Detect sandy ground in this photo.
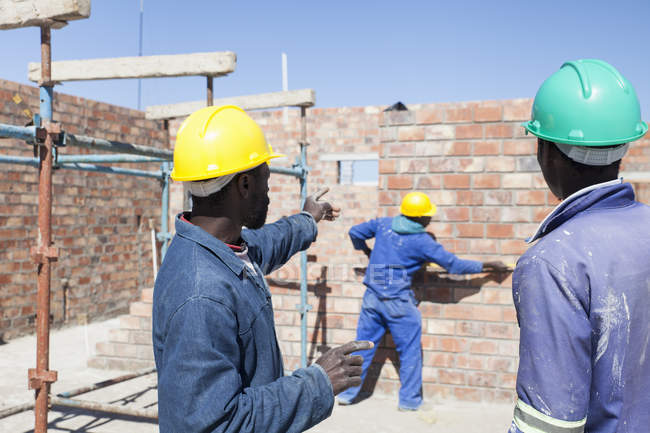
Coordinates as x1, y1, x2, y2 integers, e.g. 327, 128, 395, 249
0, 319, 513, 432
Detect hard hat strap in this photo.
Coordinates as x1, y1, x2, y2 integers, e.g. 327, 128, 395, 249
554, 142, 628, 166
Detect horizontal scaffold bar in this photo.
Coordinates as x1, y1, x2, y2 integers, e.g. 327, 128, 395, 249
58, 162, 162, 179
64, 133, 173, 159
50, 396, 158, 420
0, 123, 36, 142
29, 51, 236, 82
57, 154, 165, 164
0, 155, 162, 178
270, 166, 304, 178
146, 89, 316, 120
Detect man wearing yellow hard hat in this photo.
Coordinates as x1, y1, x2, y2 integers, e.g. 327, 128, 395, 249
509, 60, 650, 433
152, 105, 372, 432
337, 191, 507, 410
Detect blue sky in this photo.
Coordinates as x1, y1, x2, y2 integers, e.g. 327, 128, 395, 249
1, 0, 648, 116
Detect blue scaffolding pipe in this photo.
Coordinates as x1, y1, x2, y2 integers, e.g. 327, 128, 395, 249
298, 107, 311, 369
0, 155, 39, 168
0, 124, 36, 142
269, 166, 303, 178
0, 155, 161, 178
159, 162, 172, 259
57, 154, 165, 164
63, 132, 173, 159
57, 162, 163, 179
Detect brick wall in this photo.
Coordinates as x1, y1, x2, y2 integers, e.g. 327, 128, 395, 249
0, 79, 167, 340
4, 80, 649, 402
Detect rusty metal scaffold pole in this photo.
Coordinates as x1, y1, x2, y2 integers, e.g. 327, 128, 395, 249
28, 23, 58, 433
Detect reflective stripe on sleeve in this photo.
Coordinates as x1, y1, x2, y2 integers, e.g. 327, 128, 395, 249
513, 399, 586, 433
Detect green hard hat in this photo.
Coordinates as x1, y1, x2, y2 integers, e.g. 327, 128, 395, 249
523, 59, 648, 146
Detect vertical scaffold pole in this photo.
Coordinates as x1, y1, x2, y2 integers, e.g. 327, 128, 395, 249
160, 162, 171, 260
299, 107, 309, 368
31, 24, 58, 433
207, 76, 213, 106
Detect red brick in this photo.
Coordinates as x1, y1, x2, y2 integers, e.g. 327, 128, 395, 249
503, 99, 533, 121
516, 190, 546, 205
471, 305, 503, 322
469, 239, 498, 254
456, 124, 483, 139
387, 175, 413, 189
485, 323, 515, 339
501, 240, 528, 255
398, 125, 425, 141
474, 174, 501, 189
454, 387, 482, 402
503, 139, 535, 155
415, 175, 442, 190
485, 157, 516, 172
457, 223, 484, 238
445, 106, 473, 123
474, 104, 502, 122
503, 307, 518, 323
470, 340, 498, 355
416, 107, 444, 124
449, 141, 472, 155
378, 159, 397, 174
456, 191, 484, 205
473, 140, 500, 155
443, 174, 470, 189
439, 370, 466, 385
438, 337, 468, 352
471, 207, 501, 222
443, 207, 470, 221
485, 124, 514, 138
467, 372, 497, 387
486, 223, 514, 238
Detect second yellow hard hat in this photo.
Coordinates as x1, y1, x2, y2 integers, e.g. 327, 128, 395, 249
400, 192, 437, 217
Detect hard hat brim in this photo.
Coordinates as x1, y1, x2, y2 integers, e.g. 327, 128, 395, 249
170, 151, 286, 181
522, 121, 648, 146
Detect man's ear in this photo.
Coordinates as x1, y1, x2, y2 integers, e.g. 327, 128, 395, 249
236, 172, 253, 200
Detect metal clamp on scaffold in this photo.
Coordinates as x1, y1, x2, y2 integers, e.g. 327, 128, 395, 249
35, 121, 64, 146
28, 368, 58, 391
295, 303, 313, 315
30, 245, 59, 264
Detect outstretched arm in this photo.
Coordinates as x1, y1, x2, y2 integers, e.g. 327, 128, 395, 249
349, 218, 378, 257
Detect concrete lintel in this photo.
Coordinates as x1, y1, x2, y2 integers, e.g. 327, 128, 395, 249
0, 0, 90, 30
28, 51, 236, 82
145, 88, 316, 120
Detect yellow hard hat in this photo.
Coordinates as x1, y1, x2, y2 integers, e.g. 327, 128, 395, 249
400, 192, 437, 217
170, 105, 285, 181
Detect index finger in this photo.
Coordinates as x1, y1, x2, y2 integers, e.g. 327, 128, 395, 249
338, 340, 374, 355
314, 187, 330, 200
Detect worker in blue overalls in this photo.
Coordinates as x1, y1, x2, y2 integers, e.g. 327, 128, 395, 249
337, 192, 508, 410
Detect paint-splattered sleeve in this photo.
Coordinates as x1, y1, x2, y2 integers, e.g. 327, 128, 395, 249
510, 256, 591, 433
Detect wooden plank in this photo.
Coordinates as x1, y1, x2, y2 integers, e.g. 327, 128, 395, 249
28, 51, 236, 82
0, 0, 90, 30
145, 88, 316, 120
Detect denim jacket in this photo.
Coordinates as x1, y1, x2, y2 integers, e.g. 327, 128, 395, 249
153, 212, 334, 433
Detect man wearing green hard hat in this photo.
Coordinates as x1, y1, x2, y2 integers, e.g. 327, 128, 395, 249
509, 59, 650, 433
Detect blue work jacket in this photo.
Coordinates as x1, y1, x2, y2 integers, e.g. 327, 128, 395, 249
153, 212, 333, 433
349, 217, 483, 300
510, 180, 650, 433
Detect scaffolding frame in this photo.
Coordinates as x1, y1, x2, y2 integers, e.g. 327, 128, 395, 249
0, 20, 313, 432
